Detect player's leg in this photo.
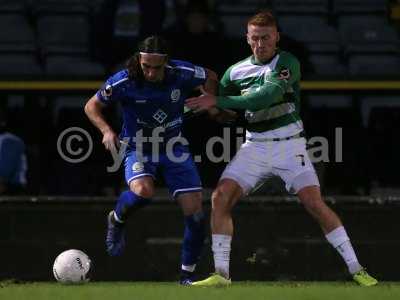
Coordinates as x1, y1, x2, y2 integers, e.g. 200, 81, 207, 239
117, 176, 154, 219
297, 185, 342, 233
106, 151, 156, 256
176, 191, 205, 285
297, 185, 377, 286
190, 179, 242, 287
106, 177, 154, 256
161, 144, 204, 284
192, 178, 243, 286
210, 179, 243, 277
276, 138, 377, 285
191, 179, 243, 287
193, 142, 266, 286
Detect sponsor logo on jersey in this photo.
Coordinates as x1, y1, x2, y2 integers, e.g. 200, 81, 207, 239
152, 109, 168, 124
171, 89, 180, 102
162, 117, 182, 129
132, 162, 144, 172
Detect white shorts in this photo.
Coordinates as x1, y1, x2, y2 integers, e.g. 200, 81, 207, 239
220, 137, 320, 195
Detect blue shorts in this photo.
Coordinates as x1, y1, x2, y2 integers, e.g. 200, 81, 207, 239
124, 144, 202, 198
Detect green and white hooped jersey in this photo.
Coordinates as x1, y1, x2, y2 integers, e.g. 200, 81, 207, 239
217, 50, 304, 137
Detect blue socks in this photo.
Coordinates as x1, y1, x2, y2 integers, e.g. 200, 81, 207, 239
114, 190, 151, 222
115, 191, 205, 275
181, 211, 206, 268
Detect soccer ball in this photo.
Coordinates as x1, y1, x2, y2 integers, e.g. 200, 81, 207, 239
53, 249, 92, 283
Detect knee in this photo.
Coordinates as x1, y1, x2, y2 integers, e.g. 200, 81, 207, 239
211, 188, 231, 215
130, 181, 154, 198
298, 186, 325, 212
300, 194, 325, 214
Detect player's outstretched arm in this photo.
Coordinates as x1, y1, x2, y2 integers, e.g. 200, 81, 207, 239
188, 68, 238, 123
84, 95, 119, 151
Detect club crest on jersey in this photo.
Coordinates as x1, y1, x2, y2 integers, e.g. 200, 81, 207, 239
101, 84, 112, 98
171, 89, 180, 102
279, 68, 291, 80
132, 162, 144, 172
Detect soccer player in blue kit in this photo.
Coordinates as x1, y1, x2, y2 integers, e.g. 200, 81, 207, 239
84, 36, 218, 284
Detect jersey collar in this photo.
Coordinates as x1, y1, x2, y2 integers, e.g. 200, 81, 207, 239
251, 49, 280, 66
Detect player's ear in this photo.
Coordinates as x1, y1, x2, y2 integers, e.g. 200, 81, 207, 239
246, 34, 251, 45
276, 31, 280, 43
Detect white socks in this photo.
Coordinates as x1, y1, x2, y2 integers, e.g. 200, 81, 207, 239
211, 227, 361, 278
325, 226, 362, 274
181, 264, 196, 272
212, 234, 232, 279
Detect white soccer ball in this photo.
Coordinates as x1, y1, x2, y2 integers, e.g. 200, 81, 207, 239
53, 249, 92, 284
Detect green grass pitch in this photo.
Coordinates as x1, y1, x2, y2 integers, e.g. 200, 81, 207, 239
1, 281, 400, 300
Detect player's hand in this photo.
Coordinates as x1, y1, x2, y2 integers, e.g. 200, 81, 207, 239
185, 94, 217, 112
102, 129, 119, 151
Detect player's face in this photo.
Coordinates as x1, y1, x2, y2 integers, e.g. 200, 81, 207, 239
247, 24, 280, 63
140, 54, 168, 82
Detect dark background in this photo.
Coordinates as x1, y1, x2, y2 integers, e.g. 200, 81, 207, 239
1, 196, 399, 281
0, 0, 400, 196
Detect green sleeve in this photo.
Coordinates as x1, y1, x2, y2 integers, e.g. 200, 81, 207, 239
218, 66, 240, 97
216, 57, 300, 112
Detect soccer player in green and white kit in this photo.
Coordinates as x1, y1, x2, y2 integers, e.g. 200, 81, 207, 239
186, 10, 377, 287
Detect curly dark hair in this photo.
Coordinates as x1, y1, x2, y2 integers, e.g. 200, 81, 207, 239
126, 35, 170, 82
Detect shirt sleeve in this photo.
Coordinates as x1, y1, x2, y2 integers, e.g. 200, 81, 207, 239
216, 59, 301, 112
218, 66, 241, 97
182, 62, 207, 90
96, 75, 125, 105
